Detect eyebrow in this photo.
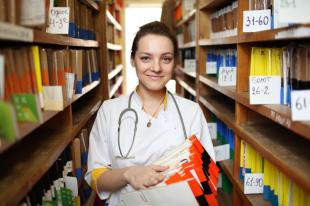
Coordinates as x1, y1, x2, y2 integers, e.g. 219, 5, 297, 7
137, 52, 173, 55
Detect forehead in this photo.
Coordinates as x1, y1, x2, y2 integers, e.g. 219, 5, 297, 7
136, 34, 174, 54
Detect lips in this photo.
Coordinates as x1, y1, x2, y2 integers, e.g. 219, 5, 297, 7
147, 75, 163, 80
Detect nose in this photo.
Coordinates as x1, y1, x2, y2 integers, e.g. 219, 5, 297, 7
151, 59, 161, 72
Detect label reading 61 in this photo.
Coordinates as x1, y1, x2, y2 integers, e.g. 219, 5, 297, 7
291, 90, 310, 121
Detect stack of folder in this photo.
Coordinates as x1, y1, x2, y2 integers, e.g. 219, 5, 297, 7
216, 118, 234, 160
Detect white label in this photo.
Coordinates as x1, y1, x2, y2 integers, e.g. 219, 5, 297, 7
214, 144, 230, 162
244, 173, 264, 194
249, 76, 281, 105
291, 90, 310, 121
243, 10, 271, 32
20, 0, 45, 26
218, 67, 236, 86
0, 22, 33, 42
279, 0, 310, 23
0, 55, 4, 99
64, 176, 78, 197
42, 86, 64, 111
65, 73, 75, 99
208, 123, 217, 140
46, 7, 70, 34
206, 62, 217, 74
184, 59, 196, 72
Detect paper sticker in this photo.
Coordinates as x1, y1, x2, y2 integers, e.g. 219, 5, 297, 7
244, 173, 264, 194
42, 86, 64, 111
46, 7, 70, 34
214, 144, 230, 162
208, 123, 217, 140
206, 62, 217, 74
291, 90, 310, 121
184, 59, 196, 72
0, 55, 4, 99
249, 76, 281, 104
65, 73, 75, 99
279, 0, 310, 23
20, 0, 45, 26
0, 22, 33, 42
243, 10, 271, 32
64, 176, 78, 197
218, 67, 236, 86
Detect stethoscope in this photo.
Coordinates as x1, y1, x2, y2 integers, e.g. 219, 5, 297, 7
116, 91, 187, 159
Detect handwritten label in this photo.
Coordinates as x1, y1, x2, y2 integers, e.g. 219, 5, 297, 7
249, 76, 281, 105
279, 0, 310, 23
244, 173, 264, 194
0, 22, 33, 42
291, 90, 310, 121
206, 62, 217, 74
214, 144, 230, 162
208, 123, 217, 140
0, 55, 4, 99
184, 59, 196, 72
243, 10, 271, 32
218, 67, 236, 86
46, 7, 70, 34
270, 111, 291, 128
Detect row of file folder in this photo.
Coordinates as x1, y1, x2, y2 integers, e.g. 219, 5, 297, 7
240, 140, 309, 206
216, 118, 235, 160
206, 49, 237, 76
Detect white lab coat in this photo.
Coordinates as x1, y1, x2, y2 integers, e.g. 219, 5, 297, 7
85, 92, 215, 206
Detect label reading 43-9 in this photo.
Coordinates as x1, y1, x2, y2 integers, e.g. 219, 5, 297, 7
243, 10, 271, 32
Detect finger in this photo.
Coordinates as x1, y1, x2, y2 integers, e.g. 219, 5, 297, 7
151, 165, 169, 172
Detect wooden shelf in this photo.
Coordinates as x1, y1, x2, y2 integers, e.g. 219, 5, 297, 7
107, 42, 122, 50
199, 75, 236, 100
176, 67, 196, 78
0, 81, 100, 154
199, 36, 238, 46
83, 0, 99, 11
238, 24, 310, 43
0, 97, 101, 206
199, 96, 235, 129
109, 76, 123, 98
108, 64, 123, 80
176, 9, 196, 27
179, 41, 196, 48
238, 122, 310, 194
237, 92, 310, 140
217, 188, 232, 206
176, 77, 196, 96
106, 10, 122, 31
199, 0, 233, 11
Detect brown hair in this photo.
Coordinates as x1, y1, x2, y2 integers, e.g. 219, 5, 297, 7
131, 21, 178, 59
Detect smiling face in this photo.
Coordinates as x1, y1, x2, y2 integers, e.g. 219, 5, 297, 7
131, 34, 175, 92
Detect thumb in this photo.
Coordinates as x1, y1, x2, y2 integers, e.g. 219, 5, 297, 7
151, 165, 169, 172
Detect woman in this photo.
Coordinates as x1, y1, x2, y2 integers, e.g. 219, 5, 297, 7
85, 21, 215, 206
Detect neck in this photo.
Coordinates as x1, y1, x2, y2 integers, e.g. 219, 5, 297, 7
136, 85, 166, 104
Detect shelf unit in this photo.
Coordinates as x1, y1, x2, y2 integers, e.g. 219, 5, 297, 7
0, 1, 125, 205
174, 0, 310, 205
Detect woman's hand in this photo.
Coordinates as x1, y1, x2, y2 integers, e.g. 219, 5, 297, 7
123, 165, 169, 190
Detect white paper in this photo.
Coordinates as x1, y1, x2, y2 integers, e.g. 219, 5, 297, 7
42, 86, 64, 111
249, 76, 281, 105
243, 10, 271, 32
291, 90, 310, 121
65, 73, 75, 99
208, 123, 217, 140
20, 0, 45, 26
218, 67, 236, 86
46, 7, 70, 34
217, 173, 222, 188
0, 55, 4, 99
64, 176, 78, 197
206, 62, 217, 74
119, 181, 199, 206
0, 22, 33, 42
214, 144, 230, 162
244, 173, 264, 194
184, 59, 196, 73
278, 0, 310, 23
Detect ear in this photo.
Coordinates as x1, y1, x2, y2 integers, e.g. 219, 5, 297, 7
130, 58, 135, 68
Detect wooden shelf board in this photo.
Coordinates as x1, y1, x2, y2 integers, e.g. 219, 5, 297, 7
109, 77, 123, 98
179, 41, 196, 48
199, 0, 233, 11
199, 36, 238, 46
108, 64, 123, 80
238, 24, 310, 43
199, 75, 236, 100
199, 96, 235, 129
176, 9, 196, 27
176, 77, 196, 96
217, 188, 232, 206
238, 122, 310, 194
107, 42, 122, 50
237, 92, 310, 140
73, 80, 100, 102
83, 0, 99, 11
34, 30, 99, 47
0, 97, 101, 206
176, 67, 196, 78
106, 10, 122, 31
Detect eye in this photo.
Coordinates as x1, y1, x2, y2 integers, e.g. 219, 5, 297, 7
162, 56, 173, 64
140, 56, 151, 62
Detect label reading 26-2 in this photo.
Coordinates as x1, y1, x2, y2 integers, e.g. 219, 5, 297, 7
243, 10, 271, 32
